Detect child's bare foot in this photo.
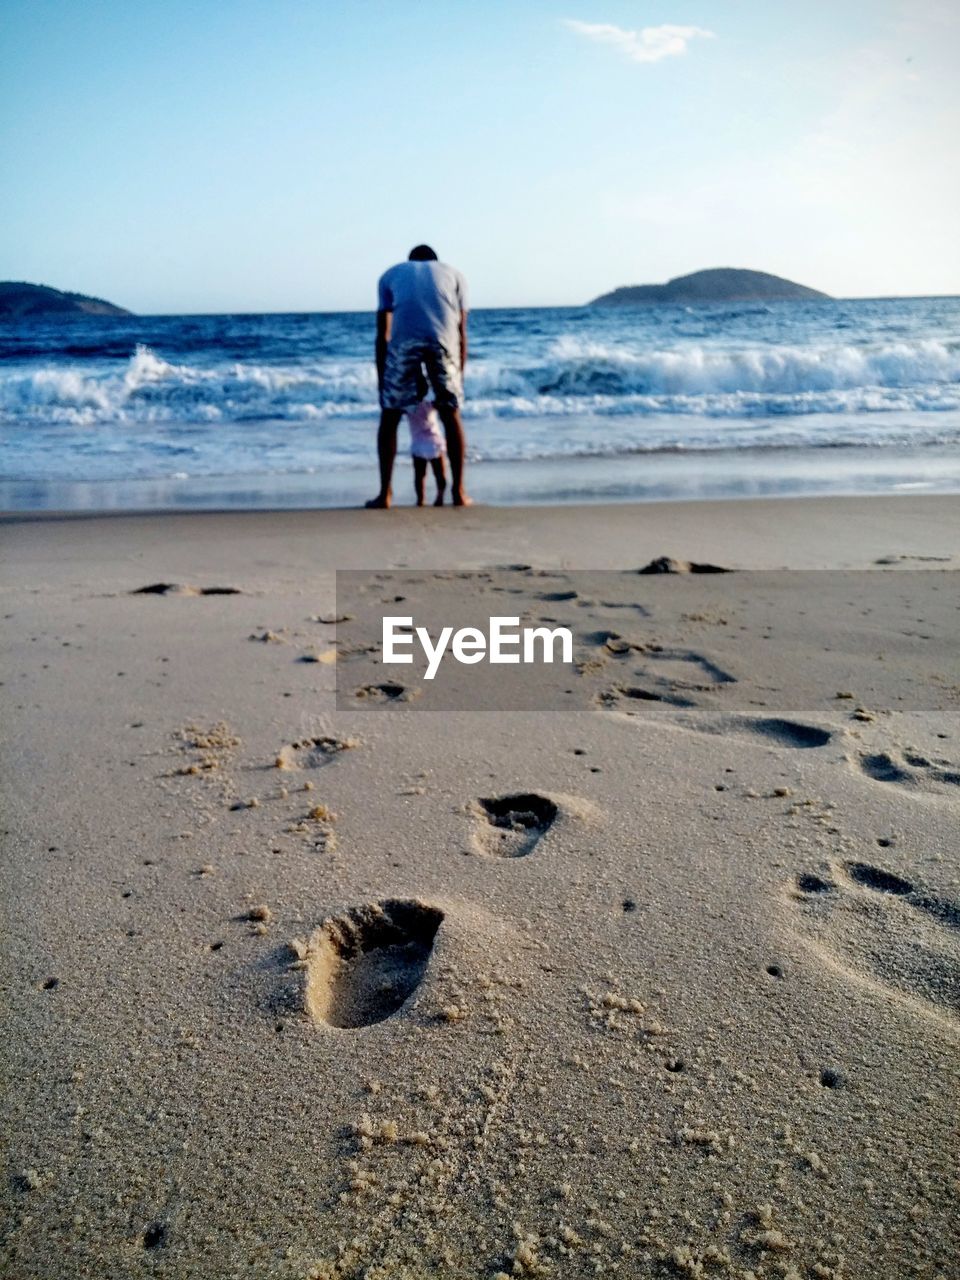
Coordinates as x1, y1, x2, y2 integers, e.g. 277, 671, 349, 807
433, 491, 445, 506
416, 495, 426, 507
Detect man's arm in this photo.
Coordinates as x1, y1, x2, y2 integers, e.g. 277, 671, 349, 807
459, 310, 468, 373
376, 309, 392, 391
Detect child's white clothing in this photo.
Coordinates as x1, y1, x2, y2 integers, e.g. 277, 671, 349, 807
406, 400, 446, 461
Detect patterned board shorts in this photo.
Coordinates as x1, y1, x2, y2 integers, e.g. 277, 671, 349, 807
380, 339, 463, 412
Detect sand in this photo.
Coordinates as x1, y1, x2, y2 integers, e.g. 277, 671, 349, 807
1, 495, 958, 1279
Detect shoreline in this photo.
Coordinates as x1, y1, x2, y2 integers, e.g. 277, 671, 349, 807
3, 442, 960, 514
3, 493, 959, 572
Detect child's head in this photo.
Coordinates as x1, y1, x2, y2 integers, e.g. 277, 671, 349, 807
414, 366, 430, 404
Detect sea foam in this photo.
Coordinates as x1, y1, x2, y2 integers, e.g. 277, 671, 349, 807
2, 337, 959, 431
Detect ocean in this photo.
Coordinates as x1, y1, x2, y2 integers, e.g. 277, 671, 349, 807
2, 296, 959, 510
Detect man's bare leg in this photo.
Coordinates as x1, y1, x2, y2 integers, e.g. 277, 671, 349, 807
436, 405, 472, 506
413, 457, 427, 507
430, 457, 447, 506
365, 408, 403, 508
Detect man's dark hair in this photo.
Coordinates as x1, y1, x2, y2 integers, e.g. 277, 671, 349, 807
408, 244, 438, 261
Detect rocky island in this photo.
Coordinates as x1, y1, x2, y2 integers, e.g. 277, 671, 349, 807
0, 282, 132, 319
590, 267, 829, 305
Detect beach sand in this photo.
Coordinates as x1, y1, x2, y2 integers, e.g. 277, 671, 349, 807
1, 495, 958, 1279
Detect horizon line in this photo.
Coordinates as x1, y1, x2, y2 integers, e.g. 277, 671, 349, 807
73, 291, 960, 317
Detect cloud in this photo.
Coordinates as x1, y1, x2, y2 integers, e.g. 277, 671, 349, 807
562, 19, 714, 64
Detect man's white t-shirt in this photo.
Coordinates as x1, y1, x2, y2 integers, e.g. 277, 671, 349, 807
377, 260, 468, 354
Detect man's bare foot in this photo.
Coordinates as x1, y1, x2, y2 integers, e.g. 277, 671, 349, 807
416, 496, 425, 507
433, 491, 445, 506
365, 494, 392, 509
452, 491, 473, 507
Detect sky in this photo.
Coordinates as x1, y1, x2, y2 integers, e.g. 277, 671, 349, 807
2, 0, 958, 312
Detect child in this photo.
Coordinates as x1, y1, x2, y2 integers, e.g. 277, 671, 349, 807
406, 378, 447, 506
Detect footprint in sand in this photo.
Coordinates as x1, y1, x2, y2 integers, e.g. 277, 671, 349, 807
275, 736, 358, 770
301, 900, 443, 1028
599, 685, 696, 709
595, 647, 741, 713
354, 682, 420, 703
790, 862, 960, 1020
603, 700, 833, 750
642, 648, 736, 691
856, 748, 960, 792
728, 717, 832, 748
132, 583, 242, 596
471, 792, 558, 858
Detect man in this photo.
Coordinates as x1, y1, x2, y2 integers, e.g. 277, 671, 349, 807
366, 245, 471, 508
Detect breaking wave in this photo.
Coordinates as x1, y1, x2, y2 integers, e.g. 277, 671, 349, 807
2, 336, 960, 432
3, 296, 960, 490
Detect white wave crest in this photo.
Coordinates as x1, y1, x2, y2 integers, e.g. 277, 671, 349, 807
0, 344, 381, 427
2, 338, 959, 435
521, 335, 960, 397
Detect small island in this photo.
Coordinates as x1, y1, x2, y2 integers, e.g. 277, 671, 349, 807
590, 268, 829, 306
0, 281, 132, 319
